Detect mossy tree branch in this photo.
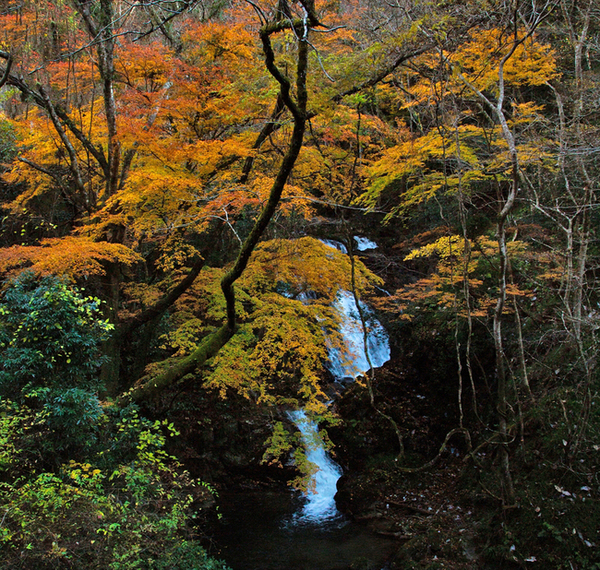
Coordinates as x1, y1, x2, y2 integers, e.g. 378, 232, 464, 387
120, 324, 233, 405
128, 12, 312, 403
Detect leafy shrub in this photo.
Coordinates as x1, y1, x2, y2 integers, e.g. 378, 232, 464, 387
0, 272, 112, 394
0, 272, 111, 452
0, 401, 227, 570
0, 274, 228, 569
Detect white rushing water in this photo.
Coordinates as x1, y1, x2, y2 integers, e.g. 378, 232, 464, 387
287, 409, 343, 523
327, 290, 391, 382
354, 236, 378, 251
319, 238, 348, 254
288, 240, 391, 523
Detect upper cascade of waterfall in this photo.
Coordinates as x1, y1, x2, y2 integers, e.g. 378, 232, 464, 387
319, 236, 378, 253
354, 236, 378, 251
287, 410, 343, 523
319, 238, 348, 254
327, 290, 391, 381
295, 236, 391, 380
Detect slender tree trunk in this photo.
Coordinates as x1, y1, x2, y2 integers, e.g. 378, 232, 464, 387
101, 268, 122, 397
73, 0, 120, 199
346, 231, 404, 459
458, 24, 530, 506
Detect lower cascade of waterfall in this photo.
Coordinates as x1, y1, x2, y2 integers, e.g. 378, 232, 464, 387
287, 410, 343, 523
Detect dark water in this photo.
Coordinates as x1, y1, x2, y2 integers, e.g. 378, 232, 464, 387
212, 490, 397, 570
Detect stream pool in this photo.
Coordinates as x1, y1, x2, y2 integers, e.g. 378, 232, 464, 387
212, 489, 398, 570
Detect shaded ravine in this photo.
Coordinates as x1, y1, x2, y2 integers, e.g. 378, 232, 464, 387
214, 238, 394, 569
213, 490, 398, 570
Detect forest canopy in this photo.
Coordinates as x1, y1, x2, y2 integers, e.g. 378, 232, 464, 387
0, 0, 599, 567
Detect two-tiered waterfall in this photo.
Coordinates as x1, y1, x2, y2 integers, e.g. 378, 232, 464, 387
215, 238, 397, 570
289, 239, 390, 523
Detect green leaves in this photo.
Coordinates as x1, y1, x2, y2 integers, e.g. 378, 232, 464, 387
0, 272, 112, 396
0, 396, 228, 569
0, 272, 114, 454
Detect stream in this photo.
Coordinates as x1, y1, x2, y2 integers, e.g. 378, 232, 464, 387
214, 490, 398, 570
214, 238, 395, 570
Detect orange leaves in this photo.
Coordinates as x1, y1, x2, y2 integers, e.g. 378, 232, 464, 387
112, 133, 257, 236
0, 237, 141, 280
387, 232, 533, 321
116, 41, 173, 92
0, 1, 81, 70
2, 0, 338, 248
181, 20, 254, 65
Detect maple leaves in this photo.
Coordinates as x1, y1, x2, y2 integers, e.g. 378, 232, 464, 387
0, 237, 141, 280
360, 26, 558, 219
388, 232, 536, 321
0, 0, 581, 419
241, 237, 379, 300
453, 28, 558, 91
152, 236, 382, 412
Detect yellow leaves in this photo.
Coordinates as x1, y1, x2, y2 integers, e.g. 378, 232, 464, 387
242, 237, 381, 301
404, 235, 464, 261
390, 231, 534, 320
206, 295, 331, 408
509, 102, 546, 126
159, 317, 208, 358
161, 237, 382, 412
363, 95, 555, 219
64, 461, 103, 484
365, 26, 559, 222
362, 123, 493, 214
453, 28, 559, 91
154, 237, 201, 274
205, 236, 385, 408
0, 237, 141, 280
262, 421, 294, 467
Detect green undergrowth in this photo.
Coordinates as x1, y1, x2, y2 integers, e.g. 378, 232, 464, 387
0, 401, 230, 570
0, 275, 230, 569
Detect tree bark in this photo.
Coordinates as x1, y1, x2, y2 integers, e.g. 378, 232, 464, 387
221, 12, 310, 331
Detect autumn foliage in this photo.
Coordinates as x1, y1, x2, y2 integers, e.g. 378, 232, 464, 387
1, 0, 600, 566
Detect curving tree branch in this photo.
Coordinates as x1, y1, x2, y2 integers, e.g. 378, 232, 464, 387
127, 10, 313, 402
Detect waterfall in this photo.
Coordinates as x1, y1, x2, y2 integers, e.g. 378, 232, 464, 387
354, 236, 378, 251
287, 410, 343, 523
288, 241, 391, 523
327, 290, 390, 382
